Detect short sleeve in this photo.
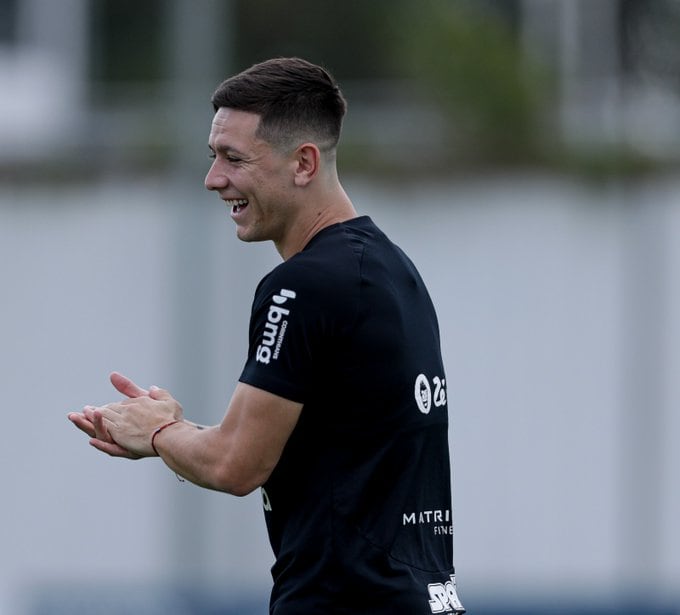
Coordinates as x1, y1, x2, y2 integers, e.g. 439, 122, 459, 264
239, 261, 332, 403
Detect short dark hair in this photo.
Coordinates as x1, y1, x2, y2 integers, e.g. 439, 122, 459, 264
211, 57, 347, 152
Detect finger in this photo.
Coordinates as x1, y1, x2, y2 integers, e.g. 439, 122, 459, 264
67, 412, 96, 438
110, 372, 149, 399
149, 385, 172, 402
93, 403, 123, 418
92, 409, 114, 442
83, 406, 102, 424
84, 407, 115, 439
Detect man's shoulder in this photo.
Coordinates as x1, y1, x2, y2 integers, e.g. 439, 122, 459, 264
254, 224, 373, 313
280, 218, 379, 277
255, 255, 345, 304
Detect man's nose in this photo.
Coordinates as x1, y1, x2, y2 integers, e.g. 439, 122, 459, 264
205, 162, 228, 191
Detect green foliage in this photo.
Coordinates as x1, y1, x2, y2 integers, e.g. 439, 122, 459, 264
392, 0, 554, 165
89, 0, 165, 83
82, 0, 667, 177
233, 0, 405, 79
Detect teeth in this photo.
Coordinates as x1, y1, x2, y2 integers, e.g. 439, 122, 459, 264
225, 198, 248, 207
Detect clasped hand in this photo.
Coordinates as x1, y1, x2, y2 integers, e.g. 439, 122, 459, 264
68, 372, 183, 458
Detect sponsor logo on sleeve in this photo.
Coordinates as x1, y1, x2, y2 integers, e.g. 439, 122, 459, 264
256, 288, 296, 365
414, 373, 447, 414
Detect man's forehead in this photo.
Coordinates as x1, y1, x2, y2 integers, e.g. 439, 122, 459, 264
209, 107, 261, 142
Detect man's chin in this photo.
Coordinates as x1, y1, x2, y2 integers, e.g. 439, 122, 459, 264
235, 226, 265, 244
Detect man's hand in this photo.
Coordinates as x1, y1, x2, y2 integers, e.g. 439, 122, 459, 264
68, 405, 141, 459
93, 385, 183, 457
68, 372, 162, 459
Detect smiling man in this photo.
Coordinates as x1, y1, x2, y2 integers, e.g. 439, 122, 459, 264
68, 57, 464, 615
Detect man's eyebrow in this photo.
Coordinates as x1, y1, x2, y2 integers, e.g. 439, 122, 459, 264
209, 143, 247, 157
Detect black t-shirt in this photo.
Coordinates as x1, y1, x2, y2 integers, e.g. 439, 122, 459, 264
240, 216, 464, 614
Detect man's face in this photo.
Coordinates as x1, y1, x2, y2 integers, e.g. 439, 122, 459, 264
205, 108, 296, 245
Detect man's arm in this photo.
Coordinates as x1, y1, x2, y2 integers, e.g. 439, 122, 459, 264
71, 375, 302, 496
146, 383, 301, 495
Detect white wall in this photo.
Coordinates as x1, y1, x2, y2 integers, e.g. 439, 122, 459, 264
1, 173, 678, 612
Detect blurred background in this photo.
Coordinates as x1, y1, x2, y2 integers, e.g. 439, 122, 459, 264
1, 0, 679, 613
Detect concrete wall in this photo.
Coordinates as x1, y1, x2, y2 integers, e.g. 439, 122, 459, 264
1, 173, 678, 613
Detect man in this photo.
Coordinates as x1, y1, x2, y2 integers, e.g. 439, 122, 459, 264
68, 57, 464, 615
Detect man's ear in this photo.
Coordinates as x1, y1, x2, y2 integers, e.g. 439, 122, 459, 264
293, 143, 320, 187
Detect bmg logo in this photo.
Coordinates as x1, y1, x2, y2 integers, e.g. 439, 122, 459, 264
427, 574, 464, 613
256, 288, 296, 364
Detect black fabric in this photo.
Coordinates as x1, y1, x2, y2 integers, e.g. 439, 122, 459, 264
239, 216, 464, 614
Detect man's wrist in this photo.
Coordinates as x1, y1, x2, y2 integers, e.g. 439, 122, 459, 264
150, 420, 182, 456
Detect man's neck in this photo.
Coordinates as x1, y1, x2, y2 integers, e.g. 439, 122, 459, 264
277, 187, 357, 260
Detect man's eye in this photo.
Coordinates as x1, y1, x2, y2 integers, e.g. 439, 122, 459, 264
207, 151, 242, 163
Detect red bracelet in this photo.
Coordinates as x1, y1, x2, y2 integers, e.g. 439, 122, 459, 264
151, 420, 181, 456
